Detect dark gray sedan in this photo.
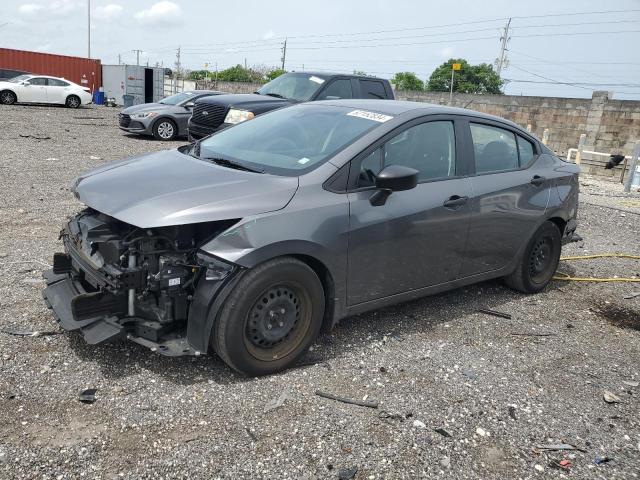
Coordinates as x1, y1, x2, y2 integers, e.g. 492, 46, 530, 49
118, 90, 223, 140
44, 100, 580, 375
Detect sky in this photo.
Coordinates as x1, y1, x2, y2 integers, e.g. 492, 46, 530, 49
3, 0, 640, 99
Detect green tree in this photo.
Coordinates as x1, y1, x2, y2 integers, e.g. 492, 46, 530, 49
266, 68, 286, 81
391, 72, 424, 91
187, 70, 209, 81
426, 59, 503, 94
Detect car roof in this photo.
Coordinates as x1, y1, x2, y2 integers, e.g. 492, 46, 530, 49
185, 90, 223, 95
316, 99, 525, 131
285, 71, 388, 81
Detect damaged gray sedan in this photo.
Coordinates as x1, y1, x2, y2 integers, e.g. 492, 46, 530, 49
43, 100, 580, 375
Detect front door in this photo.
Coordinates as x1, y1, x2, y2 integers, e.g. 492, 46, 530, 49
347, 118, 472, 306
23, 77, 48, 102
460, 120, 551, 277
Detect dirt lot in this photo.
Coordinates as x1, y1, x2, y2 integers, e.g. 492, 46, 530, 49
1, 104, 639, 480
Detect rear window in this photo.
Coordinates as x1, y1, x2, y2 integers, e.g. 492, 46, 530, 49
359, 80, 387, 99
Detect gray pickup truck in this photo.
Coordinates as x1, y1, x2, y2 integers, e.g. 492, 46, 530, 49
187, 72, 395, 140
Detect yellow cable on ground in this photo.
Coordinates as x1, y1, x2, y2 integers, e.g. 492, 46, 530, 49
553, 253, 640, 282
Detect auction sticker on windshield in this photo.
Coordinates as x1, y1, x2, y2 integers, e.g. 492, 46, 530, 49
309, 76, 325, 84
347, 110, 393, 123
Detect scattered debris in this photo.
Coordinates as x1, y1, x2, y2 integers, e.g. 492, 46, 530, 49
549, 459, 572, 470
338, 466, 358, 480
534, 443, 586, 453
244, 427, 258, 442
89, 155, 102, 160
603, 390, 622, 404
622, 380, 639, 387
475, 427, 489, 437
534, 464, 544, 472
264, 392, 289, 413
623, 291, 640, 299
477, 308, 512, 320
315, 390, 378, 408
78, 388, 97, 404
462, 368, 477, 380
45, 157, 59, 161
594, 456, 613, 465
508, 405, 518, 420
378, 410, 403, 422
440, 456, 451, 469
19, 133, 51, 140
434, 427, 452, 438
1, 328, 62, 337
510, 332, 557, 337
412, 420, 426, 429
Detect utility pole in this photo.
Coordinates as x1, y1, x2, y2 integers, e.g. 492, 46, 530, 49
132, 49, 143, 66
174, 47, 181, 94
244, 57, 247, 70
87, 0, 91, 58
281, 38, 287, 71
495, 17, 511, 77
117, 53, 121, 65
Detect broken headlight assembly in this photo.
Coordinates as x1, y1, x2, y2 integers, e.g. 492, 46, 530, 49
196, 251, 235, 280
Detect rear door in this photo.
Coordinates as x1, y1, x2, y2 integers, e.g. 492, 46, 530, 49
357, 79, 389, 99
461, 119, 551, 277
346, 116, 472, 305
46, 78, 71, 104
23, 77, 48, 103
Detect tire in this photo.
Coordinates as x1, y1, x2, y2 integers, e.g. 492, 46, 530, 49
0, 90, 16, 105
504, 221, 562, 293
213, 257, 325, 376
65, 95, 81, 108
152, 118, 178, 141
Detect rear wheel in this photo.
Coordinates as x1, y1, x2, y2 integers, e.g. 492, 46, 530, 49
213, 257, 325, 376
65, 95, 81, 108
1, 90, 16, 105
153, 119, 177, 141
504, 221, 562, 293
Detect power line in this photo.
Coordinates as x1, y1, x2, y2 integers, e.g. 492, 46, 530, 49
508, 64, 593, 90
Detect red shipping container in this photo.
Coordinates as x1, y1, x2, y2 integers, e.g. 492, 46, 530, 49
0, 48, 102, 92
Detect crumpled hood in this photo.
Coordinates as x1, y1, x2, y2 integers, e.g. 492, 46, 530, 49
73, 149, 298, 228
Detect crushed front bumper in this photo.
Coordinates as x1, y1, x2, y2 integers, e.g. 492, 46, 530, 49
43, 270, 198, 356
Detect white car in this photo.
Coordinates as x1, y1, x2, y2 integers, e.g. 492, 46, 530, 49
0, 74, 93, 108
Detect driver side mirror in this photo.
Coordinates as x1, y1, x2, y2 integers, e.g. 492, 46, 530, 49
370, 164, 419, 206
22, 81, 31, 86
184, 101, 195, 109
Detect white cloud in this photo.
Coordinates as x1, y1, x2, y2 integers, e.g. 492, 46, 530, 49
134, 1, 182, 25
263, 30, 275, 40
49, 0, 82, 15
94, 3, 123, 20
18, 4, 43, 15
440, 47, 455, 58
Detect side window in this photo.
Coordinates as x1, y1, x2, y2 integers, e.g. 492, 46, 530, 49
359, 80, 387, 99
317, 79, 353, 100
470, 123, 519, 174
48, 78, 70, 87
517, 135, 535, 165
28, 77, 47, 86
357, 149, 383, 187
384, 121, 456, 182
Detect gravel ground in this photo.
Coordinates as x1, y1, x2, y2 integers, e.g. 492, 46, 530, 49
0, 104, 639, 480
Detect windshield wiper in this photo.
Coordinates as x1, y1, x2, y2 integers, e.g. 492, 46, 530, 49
203, 157, 264, 173
262, 92, 286, 99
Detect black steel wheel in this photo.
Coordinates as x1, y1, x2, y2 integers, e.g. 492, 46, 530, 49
504, 221, 562, 293
212, 257, 325, 376
1, 90, 16, 105
153, 118, 178, 141
65, 95, 81, 108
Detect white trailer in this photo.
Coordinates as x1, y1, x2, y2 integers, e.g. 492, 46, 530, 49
102, 64, 165, 106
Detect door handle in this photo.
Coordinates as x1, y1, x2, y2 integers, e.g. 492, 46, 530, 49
530, 175, 546, 186
443, 195, 469, 209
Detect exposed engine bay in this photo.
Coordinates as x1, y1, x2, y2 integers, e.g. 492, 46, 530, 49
43, 209, 239, 355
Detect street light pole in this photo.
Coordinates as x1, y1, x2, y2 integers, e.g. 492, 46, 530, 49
449, 68, 454, 105
87, 0, 91, 58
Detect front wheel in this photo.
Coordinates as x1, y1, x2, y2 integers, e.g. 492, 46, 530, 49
153, 119, 178, 141
504, 221, 562, 293
65, 95, 81, 108
212, 257, 325, 376
1, 90, 16, 105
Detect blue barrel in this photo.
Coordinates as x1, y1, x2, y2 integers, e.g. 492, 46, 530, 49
123, 94, 134, 108
92, 91, 105, 105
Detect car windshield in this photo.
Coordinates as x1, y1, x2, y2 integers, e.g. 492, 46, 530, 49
159, 91, 195, 105
8, 75, 31, 83
197, 104, 390, 175
256, 73, 326, 101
